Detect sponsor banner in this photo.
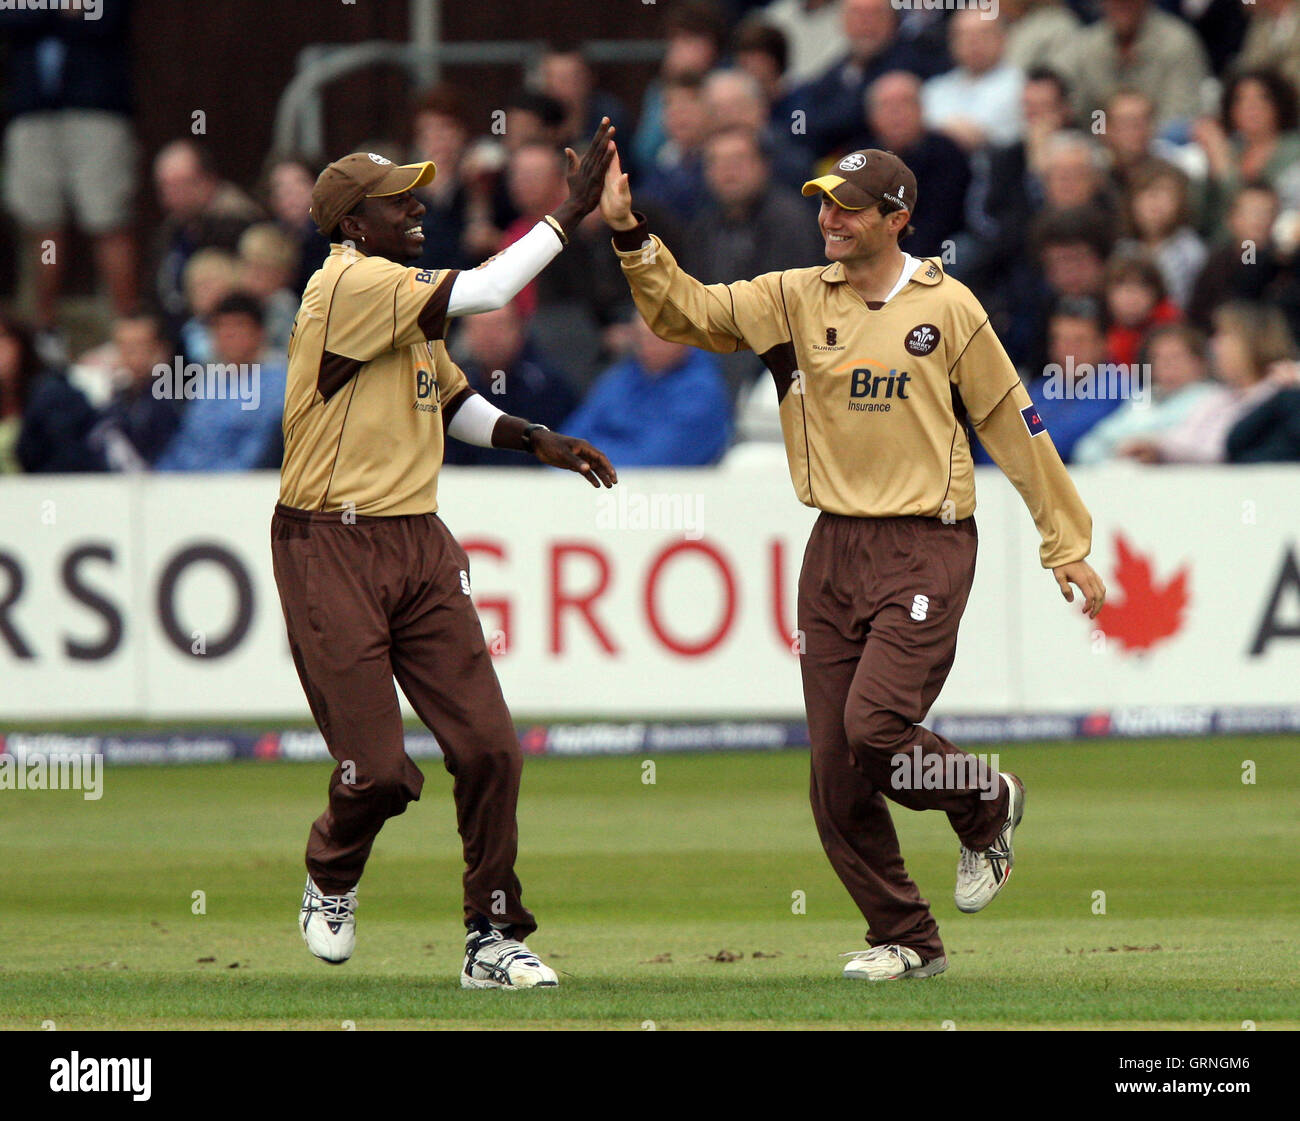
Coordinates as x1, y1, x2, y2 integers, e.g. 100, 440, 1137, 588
2, 706, 1298, 768
0, 462, 1296, 720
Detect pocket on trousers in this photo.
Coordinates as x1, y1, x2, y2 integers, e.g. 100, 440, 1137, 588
302, 554, 327, 636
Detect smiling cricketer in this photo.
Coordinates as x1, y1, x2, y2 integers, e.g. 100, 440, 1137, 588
602, 147, 1107, 981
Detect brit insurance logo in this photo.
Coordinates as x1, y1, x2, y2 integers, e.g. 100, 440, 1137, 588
838, 153, 867, 172
837, 359, 912, 412
413, 368, 439, 413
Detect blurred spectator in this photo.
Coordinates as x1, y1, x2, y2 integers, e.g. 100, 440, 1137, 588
1103, 251, 1181, 367
563, 316, 732, 466
786, 0, 942, 160
1186, 181, 1300, 332
410, 84, 474, 273
0, 312, 44, 474
960, 67, 1075, 361
1035, 206, 1116, 304
733, 20, 791, 112
922, 10, 1025, 153
758, 0, 844, 85
538, 42, 629, 146
1125, 302, 1298, 462
639, 72, 712, 222
853, 72, 970, 257
0, 0, 139, 345
1021, 297, 1126, 462
632, 2, 729, 175
1227, 383, 1300, 461
1195, 68, 1300, 225
1234, 0, 1300, 95
443, 304, 577, 468
95, 313, 182, 470
237, 224, 299, 354
1039, 131, 1118, 218
1101, 89, 1208, 196
499, 144, 571, 319
1117, 159, 1206, 309
153, 140, 262, 336
456, 90, 569, 258
178, 249, 240, 367
1002, 0, 1080, 72
1073, 324, 1218, 463
155, 293, 285, 472
703, 69, 807, 189
264, 156, 331, 295
683, 127, 824, 282
1058, 0, 1211, 133
6, 310, 106, 474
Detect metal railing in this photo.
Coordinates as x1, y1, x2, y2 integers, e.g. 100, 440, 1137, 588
273, 38, 664, 161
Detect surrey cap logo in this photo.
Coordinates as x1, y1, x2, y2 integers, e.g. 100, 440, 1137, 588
904, 323, 940, 357
838, 153, 867, 172
367, 153, 393, 165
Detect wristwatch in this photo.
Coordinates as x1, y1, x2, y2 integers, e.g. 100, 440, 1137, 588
521, 423, 549, 453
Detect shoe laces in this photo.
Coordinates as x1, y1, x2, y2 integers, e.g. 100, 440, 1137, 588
307, 882, 355, 923
958, 846, 983, 876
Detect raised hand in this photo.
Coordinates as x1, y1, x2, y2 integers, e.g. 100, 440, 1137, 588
600, 148, 637, 231
551, 118, 616, 234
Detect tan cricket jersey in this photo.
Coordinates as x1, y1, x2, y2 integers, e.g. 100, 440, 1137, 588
278, 244, 472, 516
613, 222, 1092, 568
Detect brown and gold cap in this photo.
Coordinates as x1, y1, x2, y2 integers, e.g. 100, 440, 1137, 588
310, 152, 437, 236
802, 149, 917, 214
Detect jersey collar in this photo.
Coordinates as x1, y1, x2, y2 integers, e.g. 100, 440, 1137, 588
820, 254, 946, 290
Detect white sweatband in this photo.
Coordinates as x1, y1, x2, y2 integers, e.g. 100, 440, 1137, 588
446, 222, 564, 317
446, 391, 507, 448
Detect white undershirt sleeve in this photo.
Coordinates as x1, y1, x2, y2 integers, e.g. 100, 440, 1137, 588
446, 391, 507, 448
445, 221, 565, 317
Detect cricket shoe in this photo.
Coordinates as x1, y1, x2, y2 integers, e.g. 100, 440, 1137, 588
842, 945, 948, 981
300, 876, 356, 964
461, 928, 558, 989
954, 771, 1025, 913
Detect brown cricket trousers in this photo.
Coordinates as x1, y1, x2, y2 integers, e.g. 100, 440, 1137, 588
798, 513, 1010, 960
270, 503, 536, 937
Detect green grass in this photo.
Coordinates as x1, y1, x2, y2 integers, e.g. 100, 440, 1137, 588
1, 737, 1296, 1030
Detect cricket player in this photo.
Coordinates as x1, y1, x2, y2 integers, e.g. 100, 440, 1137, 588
274, 122, 618, 989
602, 148, 1106, 980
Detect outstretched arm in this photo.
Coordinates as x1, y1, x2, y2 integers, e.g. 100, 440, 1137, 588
601, 151, 789, 357
444, 118, 617, 317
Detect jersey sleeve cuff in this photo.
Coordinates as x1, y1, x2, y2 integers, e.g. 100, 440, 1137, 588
611, 213, 651, 253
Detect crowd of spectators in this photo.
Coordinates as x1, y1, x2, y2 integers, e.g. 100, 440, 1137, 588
4, 0, 1300, 475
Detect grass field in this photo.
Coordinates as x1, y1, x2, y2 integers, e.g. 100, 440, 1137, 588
1, 735, 1296, 1030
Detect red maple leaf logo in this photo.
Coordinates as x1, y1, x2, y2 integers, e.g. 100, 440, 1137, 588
1093, 533, 1190, 653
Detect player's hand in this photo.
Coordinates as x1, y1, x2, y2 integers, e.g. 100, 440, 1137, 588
601, 149, 638, 231
553, 117, 617, 227
531, 430, 618, 488
1053, 560, 1106, 619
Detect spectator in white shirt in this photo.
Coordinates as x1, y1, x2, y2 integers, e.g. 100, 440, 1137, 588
922, 9, 1025, 152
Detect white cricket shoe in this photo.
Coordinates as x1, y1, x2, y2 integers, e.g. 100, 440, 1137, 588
954, 771, 1025, 913
842, 945, 948, 981
461, 928, 558, 989
300, 876, 356, 964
